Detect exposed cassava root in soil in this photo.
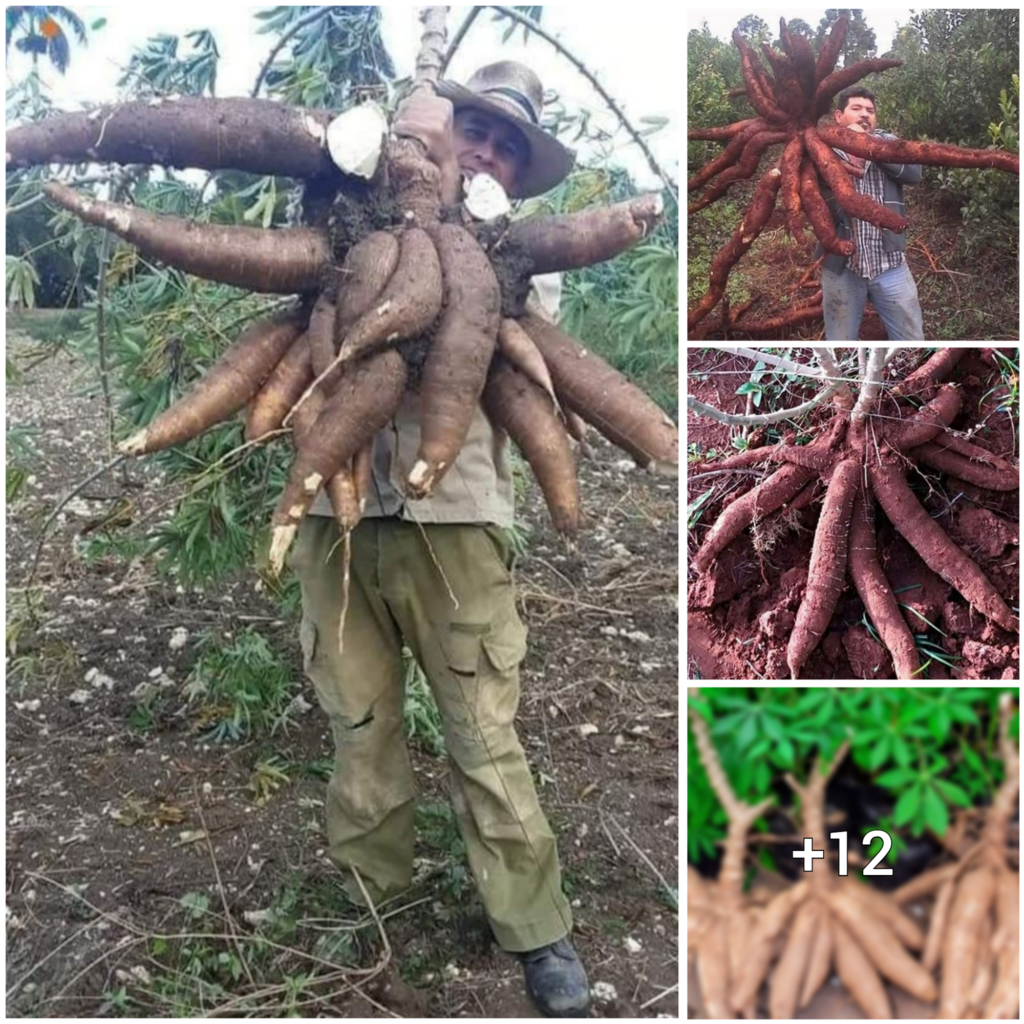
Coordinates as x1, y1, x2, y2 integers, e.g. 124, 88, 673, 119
689, 347, 1019, 679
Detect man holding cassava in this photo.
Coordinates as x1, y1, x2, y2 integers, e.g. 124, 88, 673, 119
288, 62, 590, 1017
817, 86, 925, 341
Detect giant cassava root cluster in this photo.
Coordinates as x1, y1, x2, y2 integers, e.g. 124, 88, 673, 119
687, 16, 1020, 335
689, 348, 1019, 679
8, 19, 677, 578
688, 692, 1019, 1020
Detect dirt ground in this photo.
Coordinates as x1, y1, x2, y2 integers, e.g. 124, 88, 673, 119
687, 177, 1020, 342
6, 329, 679, 1018
686, 347, 1020, 681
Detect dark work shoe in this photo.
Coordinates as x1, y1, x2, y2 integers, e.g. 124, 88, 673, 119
518, 936, 590, 1017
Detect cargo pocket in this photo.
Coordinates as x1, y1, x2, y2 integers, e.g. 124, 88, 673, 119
479, 613, 527, 731
481, 613, 528, 672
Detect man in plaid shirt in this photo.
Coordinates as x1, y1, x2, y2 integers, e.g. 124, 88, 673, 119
815, 87, 925, 340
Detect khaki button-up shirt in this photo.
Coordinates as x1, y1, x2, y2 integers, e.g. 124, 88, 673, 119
309, 272, 562, 527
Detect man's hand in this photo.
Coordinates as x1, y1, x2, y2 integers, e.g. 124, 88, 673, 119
393, 91, 463, 204
393, 91, 458, 178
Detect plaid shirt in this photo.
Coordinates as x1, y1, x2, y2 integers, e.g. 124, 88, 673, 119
833, 130, 906, 280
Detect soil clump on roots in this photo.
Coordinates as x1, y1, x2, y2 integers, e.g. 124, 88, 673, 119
687, 347, 1019, 680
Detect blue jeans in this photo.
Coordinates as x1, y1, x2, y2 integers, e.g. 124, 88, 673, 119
822, 261, 924, 341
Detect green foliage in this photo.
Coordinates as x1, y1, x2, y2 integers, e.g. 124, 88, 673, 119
182, 626, 297, 742
688, 688, 1019, 866
403, 651, 445, 756
687, 716, 728, 862
117, 29, 220, 98
934, 76, 1019, 257
878, 10, 1018, 147
786, 19, 814, 42
735, 15, 771, 46
6, 425, 38, 504
255, 6, 394, 108
688, 24, 743, 173
6, 254, 39, 309
813, 10, 877, 66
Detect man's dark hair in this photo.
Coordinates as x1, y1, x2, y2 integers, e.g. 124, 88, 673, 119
836, 87, 876, 113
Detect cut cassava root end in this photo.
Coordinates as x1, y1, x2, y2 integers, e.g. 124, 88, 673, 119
9, 96, 336, 178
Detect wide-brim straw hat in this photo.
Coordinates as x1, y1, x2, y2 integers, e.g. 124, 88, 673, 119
437, 60, 576, 198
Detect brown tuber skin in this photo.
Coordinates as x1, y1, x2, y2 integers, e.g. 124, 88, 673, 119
787, 458, 859, 679
44, 183, 329, 295
501, 195, 665, 274
245, 333, 314, 441
269, 348, 408, 575
483, 361, 580, 539
519, 313, 678, 475
18, 38, 676, 568
8, 97, 336, 178
407, 223, 500, 499
122, 311, 306, 455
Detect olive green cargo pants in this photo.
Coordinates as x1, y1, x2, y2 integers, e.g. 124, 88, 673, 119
289, 515, 573, 952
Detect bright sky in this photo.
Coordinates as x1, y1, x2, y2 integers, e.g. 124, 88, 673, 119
5, 6, 681, 190
689, 6, 918, 54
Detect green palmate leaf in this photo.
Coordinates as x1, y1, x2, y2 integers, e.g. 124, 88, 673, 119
736, 714, 758, 749
934, 779, 971, 807
946, 702, 979, 725
762, 715, 785, 742
773, 735, 795, 769
923, 786, 949, 835
929, 705, 952, 742
747, 738, 772, 761
868, 734, 891, 770
713, 695, 751, 711
891, 735, 912, 768
894, 785, 922, 826
876, 767, 918, 789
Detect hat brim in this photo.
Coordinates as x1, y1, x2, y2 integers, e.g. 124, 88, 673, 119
437, 81, 576, 198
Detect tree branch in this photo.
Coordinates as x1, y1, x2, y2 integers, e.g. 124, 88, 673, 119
852, 347, 887, 422
709, 345, 819, 376
485, 5, 678, 200
440, 7, 483, 74
687, 385, 838, 426
811, 346, 854, 408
